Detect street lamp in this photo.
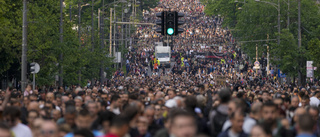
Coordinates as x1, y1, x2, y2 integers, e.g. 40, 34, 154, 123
255, 0, 280, 45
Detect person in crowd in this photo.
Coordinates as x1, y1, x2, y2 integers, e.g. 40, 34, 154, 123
3, 106, 33, 137
296, 113, 317, 137
104, 115, 130, 137
218, 110, 248, 137
169, 109, 197, 137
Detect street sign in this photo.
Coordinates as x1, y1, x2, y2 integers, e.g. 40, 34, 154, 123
254, 61, 260, 66
307, 61, 314, 78
30, 62, 40, 74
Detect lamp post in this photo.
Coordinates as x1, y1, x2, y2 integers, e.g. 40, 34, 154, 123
255, 0, 280, 46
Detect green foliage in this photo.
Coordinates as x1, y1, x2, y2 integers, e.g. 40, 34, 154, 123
204, 0, 320, 80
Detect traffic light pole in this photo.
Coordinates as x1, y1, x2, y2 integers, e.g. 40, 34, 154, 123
33, 73, 35, 90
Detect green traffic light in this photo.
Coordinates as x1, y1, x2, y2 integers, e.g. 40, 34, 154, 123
167, 28, 174, 35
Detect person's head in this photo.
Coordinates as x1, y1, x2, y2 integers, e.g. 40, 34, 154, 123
74, 96, 83, 108
27, 110, 39, 126
52, 109, 61, 122
109, 115, 130, 137
154, 104, 163, 116
111, 95, 121, 108
75, 109, 93, 129
308, 106, 319, 121
3, 106, 21, 128
230, 110, 245, 133
0, 122, 12, 137
301, 95, 309, 108
73, 128, 94, 137
298, 113, 315, 134
169, 109, 197, 137
250, 124, 272, 137
39, 120, 58, 137
137, 116, 149, 136
261, 91, 270, 102
144, 106, 155, 125
293, 107, 306, 125
100, 110, 116, 134
250, 102, 262, 120
29, 94, 37, 102
46, 92, 54, 102
27, 101, 40, 112
168, 89, 176, 99
291, 96, 299, 108
218, 88, 231, 104
64, 106, 76, 127
86, 101, 98, 117
101, 93, 108, 103
261, 102, 278, 125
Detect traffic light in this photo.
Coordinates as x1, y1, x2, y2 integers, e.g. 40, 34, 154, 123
30, 63, 35, 74
156, 11, 165, 35
166, 11, 175, 35
174, 12, 185, 35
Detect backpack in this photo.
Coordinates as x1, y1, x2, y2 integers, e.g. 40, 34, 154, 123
212, 109, 228, 136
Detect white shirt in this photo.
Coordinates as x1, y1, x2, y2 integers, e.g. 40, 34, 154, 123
11, 123, 33, 137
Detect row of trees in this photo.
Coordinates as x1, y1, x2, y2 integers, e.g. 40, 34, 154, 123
0, 0, 157, 88
203, 0, 320, 84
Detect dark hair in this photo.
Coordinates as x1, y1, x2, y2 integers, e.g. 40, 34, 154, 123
77, 109, 90, 117
74, 128, 94, 137
65, 106, 77, 115
298, 113, 315, 132
3, 106, 21, 119
262, 101, 277, 110
0, 122, 10, 131
218, 88, 231, 103
100, 110, 116, 123
230, 110, 245, 119
65, 100, 75, 108
110, 114, 129, 128
27, 110, 39, 117
111, 94, 120, 103
122, 105, 139, 121
169, 108, 195, 124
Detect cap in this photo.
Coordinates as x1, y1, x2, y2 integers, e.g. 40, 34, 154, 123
165, 99, 177, 108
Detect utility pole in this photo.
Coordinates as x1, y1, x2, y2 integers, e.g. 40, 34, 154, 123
277, 0, 280, 45
99, 0, 105, 84
91, 0, 94, 52
59, 0, 64, 87
267, 34, 270, 75
78, 1, 81, 86
110, 8, 113, 56
287, 0, 289, 28
298, 0, 302, 85
21, 0, 28, 91
121, 3, 124, 68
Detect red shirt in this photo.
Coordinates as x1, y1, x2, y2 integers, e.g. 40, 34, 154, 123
104, 134, 119, 137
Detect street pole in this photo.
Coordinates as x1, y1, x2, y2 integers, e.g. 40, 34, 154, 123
114, 7, 116, 69
59, 0, 64, 87
100, 0, 105, 84
298, 0, 302, 85
287, 0, 289, 28
32, 73, 35, 90
267, 34, 270, 75
78, 1, 81, 86
121, 3, 124, 68
256, 44, 258, 74
91, 0, 94, 52
21, 0, 28, 91
110, 8, 113, 56
277, 0, 280, 45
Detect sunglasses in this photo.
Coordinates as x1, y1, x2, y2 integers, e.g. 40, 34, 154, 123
40, 130, 56, 135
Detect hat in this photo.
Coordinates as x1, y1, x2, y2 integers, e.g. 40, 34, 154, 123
310, 97, 320, 107
140, 90, 146, 95
165, 99, 177, 108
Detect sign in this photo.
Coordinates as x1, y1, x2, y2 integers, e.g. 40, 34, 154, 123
253, 61, 260, 70
254, 61, 260, 66
307, 61, 314, 78
113, 52, 121, 63
31, 62, 40, 74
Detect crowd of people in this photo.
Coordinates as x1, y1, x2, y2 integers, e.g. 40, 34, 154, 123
0, 0, 320, 137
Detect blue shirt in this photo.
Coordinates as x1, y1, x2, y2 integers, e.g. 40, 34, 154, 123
64, 130, 104, 137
